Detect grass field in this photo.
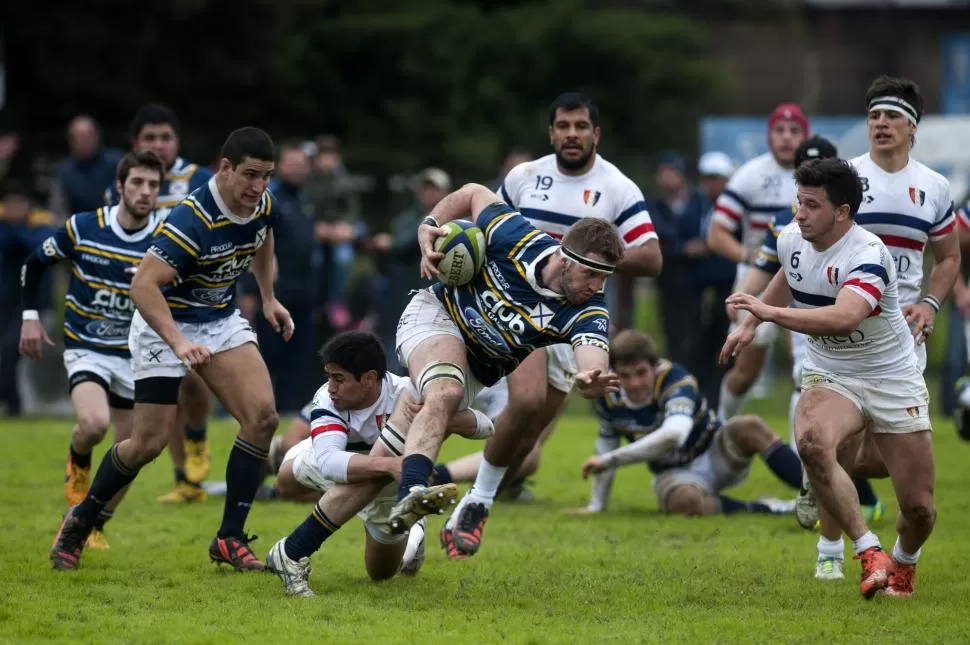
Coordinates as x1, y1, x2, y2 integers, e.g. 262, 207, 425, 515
2, 389, 970, 645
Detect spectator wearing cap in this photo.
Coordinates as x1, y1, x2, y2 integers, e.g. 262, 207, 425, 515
649, 151, 710, 367
51, 116, 123, 219
373, 168, 452, 374
692, 152, 739, 408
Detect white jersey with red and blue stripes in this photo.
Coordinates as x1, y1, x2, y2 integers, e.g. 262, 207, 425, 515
307, 373, 410, 453
776, 222, 918, 376
499, 153, 656, 248
713, 152, 796, 256
849, 154, 955, 307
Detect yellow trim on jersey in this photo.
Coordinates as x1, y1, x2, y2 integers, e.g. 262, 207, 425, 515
573, 309, 609, 325
65, 300, 107, 320
159, 228, 200, 258
484, 212, 513, 238
660, 376, 698, 402
758, 250, 778, 263
96, 208, 105, 229
652, 361, 673, 399
508, 229, 542, 260
72, 244, 143, 264
71, 267, 128, 293
441, 291, 491, 356
183, 274, 237, 289
66, 218, 78, 246
195, 247, 258, 265
64, 328, 82, 343
262, 191, 273, 216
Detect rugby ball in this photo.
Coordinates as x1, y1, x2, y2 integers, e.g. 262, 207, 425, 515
434, 220, 486, 286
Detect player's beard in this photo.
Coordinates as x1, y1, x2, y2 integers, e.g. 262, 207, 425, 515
556, 143, 595, 172
122, 196, 153, 224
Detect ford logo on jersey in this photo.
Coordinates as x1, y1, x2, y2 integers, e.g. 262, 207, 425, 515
85, 320, 130, 338
191, 287, 230, 306
463, 306, 510, 352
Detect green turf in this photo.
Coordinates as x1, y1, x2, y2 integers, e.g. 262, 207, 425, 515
2, 393, 969, 644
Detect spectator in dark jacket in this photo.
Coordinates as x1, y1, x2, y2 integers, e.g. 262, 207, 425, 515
51, 116, 123, 218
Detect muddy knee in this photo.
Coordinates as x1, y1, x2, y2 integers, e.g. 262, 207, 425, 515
665, 485, 710, 517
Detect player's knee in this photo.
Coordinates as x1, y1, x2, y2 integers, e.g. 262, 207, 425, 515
274, 463, 302, 500
417, 361, 466, 412
666, 486, 708, 517
75, 410, 111, 444
898, 495, 936, 527
795, 427, 832, 468
128, 428, 170, 466
725, 415, 774, 453
243, 403, 279, 441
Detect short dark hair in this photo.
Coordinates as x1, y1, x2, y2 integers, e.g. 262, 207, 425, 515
864, 75, 923, 123
562, 217, 624, 266
116, 150, 164, 184
129, 103, 181, 140
220, 127, 275, 168
610, 330, 659, 368
320, 331, 387, 381
794, 136, 838, 169
794, 158, 864, 218
549, 92, 600, 127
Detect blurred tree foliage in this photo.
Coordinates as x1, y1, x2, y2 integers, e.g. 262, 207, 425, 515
6, 0, 728, 186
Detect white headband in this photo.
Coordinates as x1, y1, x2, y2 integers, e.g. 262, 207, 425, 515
868, 95, 919, 126
560, 246, 615, 275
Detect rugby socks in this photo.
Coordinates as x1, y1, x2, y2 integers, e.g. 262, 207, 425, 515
432, 464, 454, 485
817, 536, 845, 561
217, 436, 268, 538
69, 439, 92, 469
854, 478, 879, 507
851, 530, 880, 555
717, 381, 745, 421
174, 467, 189, 484
762, 440, 803, 489
398, 454, 434, 499
94, 509, 114, 532
465, 457, 508, 508
892, 537, 921, 565
284, 503, 341, 560
74, 446, 139, 523
185, 423, 207, 443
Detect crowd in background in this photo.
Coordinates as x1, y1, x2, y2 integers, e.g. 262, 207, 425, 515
0, 113, 966, 421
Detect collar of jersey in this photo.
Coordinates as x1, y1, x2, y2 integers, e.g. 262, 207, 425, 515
526, 245, 567, 299
208, 176, 260, 224
106, 205, 156, 243
864, 153, 911, 177
619, 387, 653, 410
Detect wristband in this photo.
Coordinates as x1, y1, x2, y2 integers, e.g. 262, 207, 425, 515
421, 216, 440, 228
22, 309, 39, 321
921, 295, 941, 312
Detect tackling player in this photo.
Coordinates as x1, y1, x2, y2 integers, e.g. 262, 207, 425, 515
574, 330, 801, 519
108, 103, 216, 504
723, 158, 938, 599
708, 103, 807, 421
20, 151, 164, 550
439, 92, 663, 557
50, 127, 291, 572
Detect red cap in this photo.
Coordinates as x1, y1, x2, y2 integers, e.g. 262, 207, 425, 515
768, 103, 809, 136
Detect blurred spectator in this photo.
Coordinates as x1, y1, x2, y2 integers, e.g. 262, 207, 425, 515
373, 168, 451, 374
51, 116, 122, 218
489, 148, 532, 192
243, 142, 320, 414
943, 200, 970, 414
692, 152, 739, 409
0, 181, 56, 416
649, 151, 708, 367
0, 132, 21, 186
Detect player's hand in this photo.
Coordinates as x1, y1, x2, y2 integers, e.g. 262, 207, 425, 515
565, 506, 601, 517
903, 302, 936, 345
725, 292, 775, 322
418, 222, 448, 280
726, 299, 740, 322
403, 398, 423, 423
19, 319, 55, 360
574, 369, 620, 399
580, 455, 606, 479
263, 297, 295, 341
719, 324, 755, 365
173, 338, 213, 370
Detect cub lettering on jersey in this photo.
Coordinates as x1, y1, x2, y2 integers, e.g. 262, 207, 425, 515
91, 289, 135, 315
480, 290, 527, 336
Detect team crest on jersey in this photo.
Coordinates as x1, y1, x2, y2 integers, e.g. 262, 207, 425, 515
583, 190, 601, 207
908, 187, 926, 206
529, 302, 554, 329
826, 266, 839, 286
169, 179, 189, 196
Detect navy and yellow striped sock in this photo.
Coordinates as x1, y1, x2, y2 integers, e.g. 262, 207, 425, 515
74, 446, 139, 524
217, 436, 268, 538
284, 503, 342, 560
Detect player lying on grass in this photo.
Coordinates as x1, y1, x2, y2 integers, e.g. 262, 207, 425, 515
574, 330, 802, 519
266, 330, 494, 596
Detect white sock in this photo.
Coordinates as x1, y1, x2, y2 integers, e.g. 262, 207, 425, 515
718, 380, 745, 420
444, 494, 467, 531
465, 457, 508, 508
788, 390, 801, 452
851, 530, 881, 555
817, 536, 844, 560
892, 537, 921, 565
960, 385, 970, 408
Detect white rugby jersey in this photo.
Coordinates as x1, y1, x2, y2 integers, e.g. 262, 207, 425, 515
776, 223, 918, 376
308, 373, 411, 452
850, 153, 955, 306
714, 152, 796, 255
499, 153, 656, 248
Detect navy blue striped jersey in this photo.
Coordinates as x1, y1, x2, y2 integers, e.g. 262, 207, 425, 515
594, 360, 720, 474
36, 206, 163, 356
430, 203, 610, 387
753, 204, 795, 275
147, 177, 276, 323
106, 157, 213, 221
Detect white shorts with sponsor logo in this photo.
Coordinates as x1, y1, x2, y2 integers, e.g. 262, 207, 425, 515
129, 309, 257, 381
800, 368, 931, 434
282, 438, 405, 544
545, 344, 578, 393
395, 289, 485, 410
63, 348, 135, 401
652, 429, 751, 511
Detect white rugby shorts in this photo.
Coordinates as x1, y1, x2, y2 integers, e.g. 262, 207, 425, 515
64, 348, 135, 401
652, 428, 751, 511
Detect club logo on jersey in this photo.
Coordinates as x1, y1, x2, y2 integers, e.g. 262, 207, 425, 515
92, 289, 135, 314
191, 287, 230, 306
480, 290, 527, 335
463, 306, 510, 352
909, 187, 925, 206
826, 266, 840, 285
529, 302, 554, 329
583, 190, 601, 207
210, 255, 254, 281
84, 320, 131, 339
169, 179, 189, 196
